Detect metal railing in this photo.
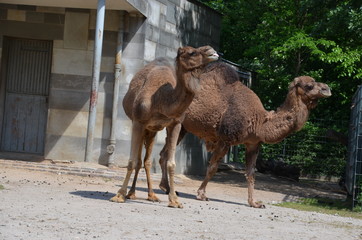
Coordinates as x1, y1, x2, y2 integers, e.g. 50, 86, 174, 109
346, 85, 362, 208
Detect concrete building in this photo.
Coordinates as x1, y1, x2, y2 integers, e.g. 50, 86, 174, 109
0, 0, 221, 174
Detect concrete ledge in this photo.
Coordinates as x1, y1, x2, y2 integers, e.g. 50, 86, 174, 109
0, 159, 182, 183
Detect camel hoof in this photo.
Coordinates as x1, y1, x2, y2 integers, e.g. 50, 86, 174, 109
147, 194, 161, 203
110, 194, 126, 203
159, 184, 169, 194
126, 192, 136, 200
163, 190, 179, 196
196, 194, 209, 201
250, 201, 265, 209
168, 201, 183, 208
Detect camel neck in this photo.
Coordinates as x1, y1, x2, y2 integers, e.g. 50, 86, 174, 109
260, 90, 310, 144
175, 65, 201, 93
163, 68, 199, 118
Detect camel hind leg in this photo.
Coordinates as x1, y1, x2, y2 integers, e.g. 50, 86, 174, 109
196, 141, 229, 201
159, 126, 187, 193
110, 121, 144, 203
159, 145, 169, 193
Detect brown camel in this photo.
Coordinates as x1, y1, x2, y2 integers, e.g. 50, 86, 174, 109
110, 46, 219, 208
159, 62, 331, 208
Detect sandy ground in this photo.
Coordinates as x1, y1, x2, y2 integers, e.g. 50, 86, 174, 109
1, 165, 362, 240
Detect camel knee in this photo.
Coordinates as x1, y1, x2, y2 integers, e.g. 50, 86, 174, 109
245, 166, 255, 177
208, 164, 218, 174
127, 159, 138, 171
144, 159, 152, 169
167, 161, 176, 173
159, 149, 167, 165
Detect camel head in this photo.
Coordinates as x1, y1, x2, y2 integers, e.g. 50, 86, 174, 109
176, 45, 219, 71
289, 76, 332, 109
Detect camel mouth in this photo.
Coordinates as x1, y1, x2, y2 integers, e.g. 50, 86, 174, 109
319, 88, 332, 98
207, 51, 219, 61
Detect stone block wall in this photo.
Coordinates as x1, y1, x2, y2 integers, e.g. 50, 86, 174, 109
47, 8, 121, 165
122, 0, 222, 173
144, 0, 221, 61
0, 4, 122, 164
0, 1, 222, 175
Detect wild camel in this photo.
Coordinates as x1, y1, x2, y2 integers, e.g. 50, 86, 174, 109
110, 46, 219, 208
158, 62, 331, 208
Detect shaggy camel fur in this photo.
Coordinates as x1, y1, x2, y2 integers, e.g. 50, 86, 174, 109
159, 62, 331, 208
110, 46, 219, 208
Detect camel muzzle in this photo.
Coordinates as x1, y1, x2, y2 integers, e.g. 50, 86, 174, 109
320, 86, 332, 97
207, 52, 219, 61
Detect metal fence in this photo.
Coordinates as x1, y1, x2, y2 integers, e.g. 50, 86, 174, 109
221, 58, 252, 87
229, 118, 348, 178
346, 85, 362, 208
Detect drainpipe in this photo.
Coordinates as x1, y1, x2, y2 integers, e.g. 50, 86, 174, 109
107, 11, 124, 167
85, 0, 105, 162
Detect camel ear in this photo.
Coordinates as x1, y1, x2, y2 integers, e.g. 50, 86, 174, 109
289, 77, 301, 90
177, 47, 185, 58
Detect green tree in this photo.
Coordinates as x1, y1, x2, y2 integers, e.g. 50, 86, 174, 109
201, 0, 361, 116
200, 0, 361, 176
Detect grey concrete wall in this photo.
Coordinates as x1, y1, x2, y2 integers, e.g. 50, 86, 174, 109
0, 1, 222, 175
0, 4, 121, 164
114, 0, 222, 174
146, 0, 221, 175
143, 0, 221, 61
46, 8, 120, 165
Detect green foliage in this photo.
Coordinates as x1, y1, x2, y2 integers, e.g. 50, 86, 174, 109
276, 197, 362, 218
200, 0, 360, 176
354, 177, 362, 209
273, 32, 362, 79
200, 0, 361, 115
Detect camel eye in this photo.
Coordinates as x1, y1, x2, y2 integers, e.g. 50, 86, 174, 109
305, 84, 314, 90
189, 51, 198, 56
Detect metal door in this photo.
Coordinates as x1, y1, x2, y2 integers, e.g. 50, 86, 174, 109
1, 38, 52, 154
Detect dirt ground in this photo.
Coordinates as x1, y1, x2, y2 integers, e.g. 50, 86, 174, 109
1, 165, 362, 240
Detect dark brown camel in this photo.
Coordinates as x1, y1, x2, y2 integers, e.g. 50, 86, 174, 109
159, 62, 331, 208
110, 46, 219, 208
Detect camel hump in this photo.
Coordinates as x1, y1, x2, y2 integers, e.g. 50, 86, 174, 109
151, 57, 174, 68
202, 62, 240, 85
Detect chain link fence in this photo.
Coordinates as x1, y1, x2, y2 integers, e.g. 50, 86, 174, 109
230, 118, 348, 179
346, 85, 362, 209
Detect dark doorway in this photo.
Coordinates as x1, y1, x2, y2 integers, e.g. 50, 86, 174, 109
0, 37, 52, 155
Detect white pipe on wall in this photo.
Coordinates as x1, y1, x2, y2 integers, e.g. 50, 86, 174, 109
85, 0, 105, 162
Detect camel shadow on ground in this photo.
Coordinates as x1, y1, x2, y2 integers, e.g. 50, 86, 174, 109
132, 186, 249, 207
70, 190, 113, 201
189, 169, 346, 202
69, 187, 248, 207
69, 170, 345, 206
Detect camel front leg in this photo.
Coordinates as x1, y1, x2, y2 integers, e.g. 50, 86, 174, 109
143, 131, 160, 202
245, 143, 265, 208
126, 130, 158, 202
166, 123, 183, 208
125, 158, 142, 200
110, 122, 143, 203
197, 141, 229, 201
